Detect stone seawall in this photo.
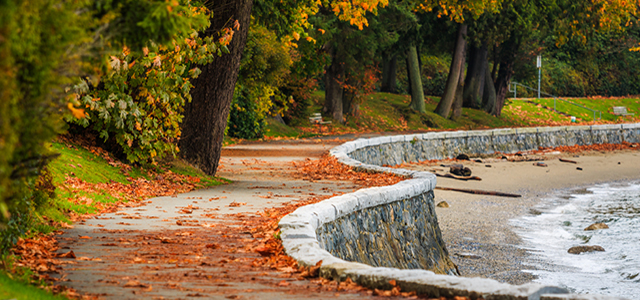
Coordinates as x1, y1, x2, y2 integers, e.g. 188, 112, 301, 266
349, 124, 640, 166
317, 190, 458, 275
279, 124, 638, 300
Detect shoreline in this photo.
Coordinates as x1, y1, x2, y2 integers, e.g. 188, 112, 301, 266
403, 148, 640, 285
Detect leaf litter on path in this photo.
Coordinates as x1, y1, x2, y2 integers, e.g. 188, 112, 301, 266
11, 141, 488, 300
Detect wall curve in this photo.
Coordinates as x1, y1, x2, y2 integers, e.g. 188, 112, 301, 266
279, 124, 639, 300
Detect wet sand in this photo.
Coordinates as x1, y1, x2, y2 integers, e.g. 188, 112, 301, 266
402, 148, 640, 285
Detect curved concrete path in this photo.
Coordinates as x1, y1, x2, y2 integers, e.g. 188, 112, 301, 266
53, 139, 382, 300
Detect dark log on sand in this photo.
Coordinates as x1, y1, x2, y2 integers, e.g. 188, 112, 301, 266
559, 158, 578, 164
435, 187, 522, 198
435, 173, 482, 181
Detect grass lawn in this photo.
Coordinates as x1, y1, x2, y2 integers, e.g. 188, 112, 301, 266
0, 272, 68, 300
523, 97, 640, 122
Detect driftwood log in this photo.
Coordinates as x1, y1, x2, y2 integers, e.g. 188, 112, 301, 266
559, 158, 578, 164
435, 173, 482, 181
435, 186, 522, 198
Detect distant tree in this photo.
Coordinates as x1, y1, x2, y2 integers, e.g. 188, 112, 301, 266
412, 0, 502, 118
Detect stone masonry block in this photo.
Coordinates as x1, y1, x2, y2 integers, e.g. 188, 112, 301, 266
324, 195, 360, 220
354, 187, 389, 209
390, 135, 405, 143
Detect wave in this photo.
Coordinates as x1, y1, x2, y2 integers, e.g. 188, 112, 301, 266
512, 181, 640, 298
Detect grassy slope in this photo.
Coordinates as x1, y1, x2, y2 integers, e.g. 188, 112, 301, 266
2, 141, 226, 299
522, 97, 640, 122
41, 142, 225, 226
0, 272, 68, 300
266, 92, 640, 137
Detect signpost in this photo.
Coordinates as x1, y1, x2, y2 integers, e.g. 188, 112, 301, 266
537, 55, 541, 99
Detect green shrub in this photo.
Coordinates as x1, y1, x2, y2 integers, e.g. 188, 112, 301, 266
70, 3, 221, 164
542, 59, 588, 97
0, 0, 220, 252
228, 88, 266, 139
421, 54, 451, 96
0, 0, 93, 228
227, 23, 294, 138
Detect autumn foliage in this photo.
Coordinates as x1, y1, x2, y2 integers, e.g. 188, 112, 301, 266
294, 154, 405, 187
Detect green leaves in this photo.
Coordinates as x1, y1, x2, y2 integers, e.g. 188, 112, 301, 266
71, 3, 225, 164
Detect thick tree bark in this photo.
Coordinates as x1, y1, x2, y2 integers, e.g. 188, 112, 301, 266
179, 0, 253, 175
405, 56, 412, 95
342, 93, 360, 118
324, 52, 345, 123
482, 66, 497, 115
494, 61, 514, 117
493, 37, 520, 117
407, 45, 425, 113
462, 44, 488, 109
435, 24, 467, 118
451, 49, 466, 120
381, 52, 398, 93
491, 50, 499, 82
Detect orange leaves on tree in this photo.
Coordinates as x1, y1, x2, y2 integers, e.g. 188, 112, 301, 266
415, 0, 502, 23
329, 0, 388, 30
66, 103, 86, 119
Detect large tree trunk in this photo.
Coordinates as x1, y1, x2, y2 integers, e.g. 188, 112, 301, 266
493, 37, 520, 117
179, 0, 253, 175
405, 56, 412, 95
342, 92, 360, 118
482, 66, 497, 115
407, 45, 425, 113
451, 48, 466, 120
494, 62, 513, 117
462, 44, 488, 109
381, 52, 398, 93
324, 52, 345, 123
435, 24, 467, 118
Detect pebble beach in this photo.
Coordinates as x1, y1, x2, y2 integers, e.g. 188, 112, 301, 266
402, 148, 640, 285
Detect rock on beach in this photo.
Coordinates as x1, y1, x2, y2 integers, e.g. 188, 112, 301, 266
568, 245, 605, 254
436, 201, 450, 208
584, 222, 609, 231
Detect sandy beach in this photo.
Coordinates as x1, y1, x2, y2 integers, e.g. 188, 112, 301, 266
402, 148, 640, 285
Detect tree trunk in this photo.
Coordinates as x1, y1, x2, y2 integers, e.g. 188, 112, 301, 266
179, 0, 253, 176
482, 65, 497, 115
381, 52, 398, 93
405, 56, 412, 95
324, 53, 345, 123
494, 61, 513, 117
493, 37, 520, 117
462, 44, 487, 109
435, 24, 467, 118
407, 45, 425, 113
451, 49, 466, 120
342, 93, 360, 118
491, 51, 499, 82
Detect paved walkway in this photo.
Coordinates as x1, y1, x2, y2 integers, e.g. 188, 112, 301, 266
53, 139, 382, 299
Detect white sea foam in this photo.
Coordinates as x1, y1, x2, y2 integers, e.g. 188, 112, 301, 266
512, 181, 640, 298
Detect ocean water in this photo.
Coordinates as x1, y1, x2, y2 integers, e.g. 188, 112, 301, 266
513, 181, 640, 299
